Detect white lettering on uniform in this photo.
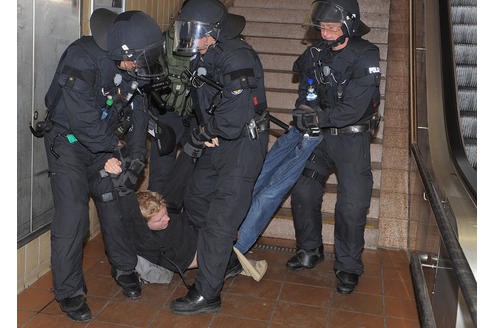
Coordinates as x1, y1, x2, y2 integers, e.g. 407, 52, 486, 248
368, 67, 380, 74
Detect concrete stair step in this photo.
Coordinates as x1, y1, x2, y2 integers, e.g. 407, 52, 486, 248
259, 53, 298, 71
245, 36, 311, 56
261, 208, 379, 249
264, 71, 298, 91
233, 0, 390, 14
233, 0, 314, 10
243, 22, 318, 40
236, 14, 389, 45
246, 36, 389, 60
231, 6, 389, 26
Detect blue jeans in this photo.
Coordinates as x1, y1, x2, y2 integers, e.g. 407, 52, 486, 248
235, 128, 323, 253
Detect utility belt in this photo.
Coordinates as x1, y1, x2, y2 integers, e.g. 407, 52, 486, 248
324, 122, 370, 136
242, 114, 270, 140
325, 122, 370, 136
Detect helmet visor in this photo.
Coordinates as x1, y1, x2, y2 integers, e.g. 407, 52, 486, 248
129, 40, 168, 79
173, 20, 220, 55
304, 1, 345, 29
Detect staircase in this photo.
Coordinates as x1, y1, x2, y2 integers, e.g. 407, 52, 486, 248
228, 0, 391, 249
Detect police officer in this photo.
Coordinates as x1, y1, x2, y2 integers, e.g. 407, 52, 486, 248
42, 9, 167, 322
146, 30, 193, 202
169, 0, 269, 315
286, 0, 381, 295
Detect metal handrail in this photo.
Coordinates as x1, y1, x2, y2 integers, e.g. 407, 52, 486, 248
410, 252, 437, 328
410, 144, 477, 326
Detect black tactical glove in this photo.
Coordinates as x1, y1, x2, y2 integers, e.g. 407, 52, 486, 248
97, 158, 145, 201
118, 158, 145, 190
190, 125, 214, 146
292, 104, 320, 136
182, 142, 203, 158
182, 125, 208, 158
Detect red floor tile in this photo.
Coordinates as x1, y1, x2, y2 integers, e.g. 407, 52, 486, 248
96, 299, 160, 327
17, 310, 36, 327
329, 310, 385, 328
211, 314, 268, 328
331, 292, 384, 316
17, 288, 54, 312
149, 308, 214, 328
271, 302, 329, 327
279, 282, 331, 307
386, 316, 421, 328
220, 293, 275, 321
18, 235, 422, 328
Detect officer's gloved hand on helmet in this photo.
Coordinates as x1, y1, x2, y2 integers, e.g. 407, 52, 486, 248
292, 104, 321, 136
182, 125, 214, 159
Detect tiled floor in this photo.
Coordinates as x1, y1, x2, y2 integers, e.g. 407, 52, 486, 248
18, 235, 420, 327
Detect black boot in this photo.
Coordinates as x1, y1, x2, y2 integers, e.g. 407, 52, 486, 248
170, 284, 221, 315
59, 294, 92, 322
286, 245, 324, 270
224, 251, 243, 280
112, 269, 141, 299
335, 270, 359, 294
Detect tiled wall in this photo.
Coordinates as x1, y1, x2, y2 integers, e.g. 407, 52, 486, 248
17, 231, 51, 294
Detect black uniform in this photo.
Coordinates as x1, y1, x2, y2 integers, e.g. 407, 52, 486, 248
147, 111, 187, 195
126, 198, 198, 273
291, 37, 381, 275
184, 38, 269, 300
43, 36, 148, 301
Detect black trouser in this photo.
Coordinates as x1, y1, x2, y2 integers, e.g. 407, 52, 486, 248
148, 111, 186, 196
290, 130, 372, 275
184, 134, 267, 300
44, 127, 137, 301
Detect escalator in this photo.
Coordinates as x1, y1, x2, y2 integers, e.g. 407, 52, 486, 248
451, 0, 477, 170
409, 0, 477, 327
440, 0, 477, 198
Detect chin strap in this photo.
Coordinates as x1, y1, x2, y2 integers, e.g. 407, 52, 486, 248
322, 34, 347, 49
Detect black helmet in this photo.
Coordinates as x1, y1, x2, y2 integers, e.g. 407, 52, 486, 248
173, 0, 245, 55
90, 8, 117, 50
307, 0, 370, 38
106, 10, 167, 79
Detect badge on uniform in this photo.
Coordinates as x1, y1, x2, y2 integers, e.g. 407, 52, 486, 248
231, 89, 243, 95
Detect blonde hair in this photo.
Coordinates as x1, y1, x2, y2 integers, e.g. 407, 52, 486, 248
136, 190, 166, 221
